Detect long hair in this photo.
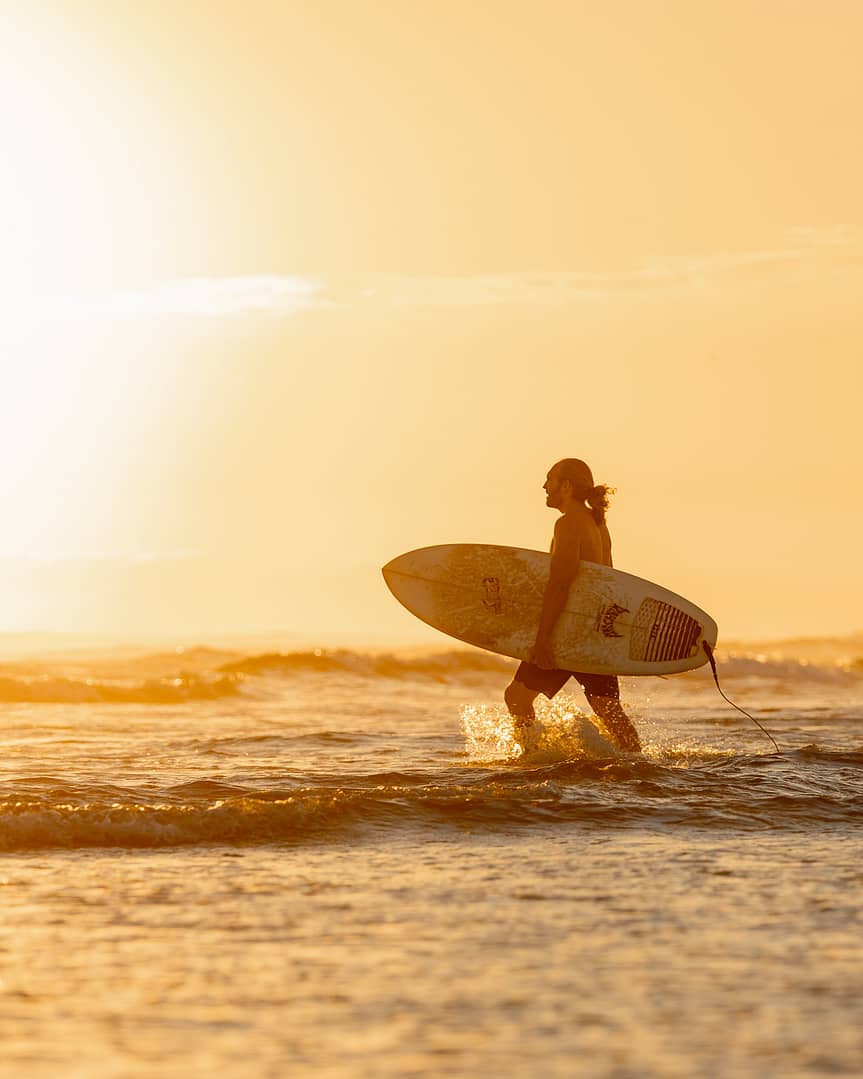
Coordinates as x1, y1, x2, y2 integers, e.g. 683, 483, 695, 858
585, 484, 614, 525
555, 458, 615, 525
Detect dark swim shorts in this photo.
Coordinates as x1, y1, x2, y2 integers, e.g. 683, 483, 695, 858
514, 661, 620, 702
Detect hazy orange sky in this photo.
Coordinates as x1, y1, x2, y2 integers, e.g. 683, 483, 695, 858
1, 1, 861, 641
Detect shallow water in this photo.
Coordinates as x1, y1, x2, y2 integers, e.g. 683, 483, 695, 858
1, 645, 862, 1076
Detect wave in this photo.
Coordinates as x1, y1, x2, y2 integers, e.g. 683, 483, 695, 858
217, 648, 513, 679
215, 646, 862, 689
0, 673, 241, 704
3, 748, 862, 850
1, 644, 860, 704
687, 653, 863, 686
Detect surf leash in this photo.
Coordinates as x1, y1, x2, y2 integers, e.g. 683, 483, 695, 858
702, 641, 781, 754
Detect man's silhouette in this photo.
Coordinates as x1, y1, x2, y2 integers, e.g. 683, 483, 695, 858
505, 459, 641, 753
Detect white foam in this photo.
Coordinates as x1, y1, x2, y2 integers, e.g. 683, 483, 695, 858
460, 695, 619, 764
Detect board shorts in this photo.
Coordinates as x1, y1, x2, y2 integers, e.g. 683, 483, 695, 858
514, 661, 620, 702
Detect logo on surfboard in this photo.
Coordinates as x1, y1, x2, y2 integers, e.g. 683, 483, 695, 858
596, 602, 629, 638
482, 576, 503, 614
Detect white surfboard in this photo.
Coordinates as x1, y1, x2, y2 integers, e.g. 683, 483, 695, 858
382, 544, 717, 676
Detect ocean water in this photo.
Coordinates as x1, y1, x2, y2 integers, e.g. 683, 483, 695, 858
1, 639, 862, 1078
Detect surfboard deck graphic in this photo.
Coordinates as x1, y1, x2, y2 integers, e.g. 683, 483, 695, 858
382, 544, 718, 676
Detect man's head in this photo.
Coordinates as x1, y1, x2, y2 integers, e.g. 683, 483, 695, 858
543, 459, 594, 510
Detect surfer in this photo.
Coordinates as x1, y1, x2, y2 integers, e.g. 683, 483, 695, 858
505, 459, 642, 753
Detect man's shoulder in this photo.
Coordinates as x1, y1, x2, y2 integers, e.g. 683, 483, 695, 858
554, 511, 591, 543
556, 508, 593, 531
555, 510, 611, 556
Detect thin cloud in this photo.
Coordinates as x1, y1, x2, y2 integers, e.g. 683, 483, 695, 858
7, 227, 858, 326
363, 228, 861, 307
34, 275, 326, 322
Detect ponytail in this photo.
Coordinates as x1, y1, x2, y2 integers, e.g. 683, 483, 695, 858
585, 484, 614, 525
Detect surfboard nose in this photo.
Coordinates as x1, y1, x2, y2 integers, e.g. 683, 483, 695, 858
381, 554, 402, 585
381, 547, 434, 582
381, 553, 408, 596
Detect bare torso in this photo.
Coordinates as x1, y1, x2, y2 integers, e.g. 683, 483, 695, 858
551, 504, 613, 567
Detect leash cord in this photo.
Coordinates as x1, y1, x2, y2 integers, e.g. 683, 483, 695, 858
702, 640, 781, 754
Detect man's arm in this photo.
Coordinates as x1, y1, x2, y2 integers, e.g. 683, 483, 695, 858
530, 516, 581, 669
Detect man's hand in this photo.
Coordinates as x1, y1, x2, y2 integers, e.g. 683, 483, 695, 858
530, 638, 556, 670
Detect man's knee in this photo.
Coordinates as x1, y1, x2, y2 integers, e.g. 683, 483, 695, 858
505, 679, 537, 718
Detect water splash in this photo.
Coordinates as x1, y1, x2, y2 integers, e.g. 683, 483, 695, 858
461, 694, 618, 764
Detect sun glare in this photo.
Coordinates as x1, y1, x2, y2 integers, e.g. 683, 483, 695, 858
0, 11, 190, 565
1, 16, 84, 301
1, 9, 184, 315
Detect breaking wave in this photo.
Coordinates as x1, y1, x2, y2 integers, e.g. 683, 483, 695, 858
687, 653, 863, 685
0, 644, 860, 704
218, 648, 513, 679
0, 673, 241, 704
0, 649, 513, 703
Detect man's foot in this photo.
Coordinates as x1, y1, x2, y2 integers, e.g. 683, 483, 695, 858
513, 717, 544, 753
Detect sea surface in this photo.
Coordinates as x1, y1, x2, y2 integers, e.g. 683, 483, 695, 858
1, 637, 862, 1078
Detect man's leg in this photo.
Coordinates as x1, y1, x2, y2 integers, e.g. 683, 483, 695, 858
586, 693, 641, 751
504, 678, 540, 722
579, 674, 641, 752
505, 675, 543, 751
505, 664, 571, 751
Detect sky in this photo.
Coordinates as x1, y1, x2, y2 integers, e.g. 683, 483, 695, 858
0, 0, 861, 642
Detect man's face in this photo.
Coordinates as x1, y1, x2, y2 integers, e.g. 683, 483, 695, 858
543, 466, 566, 509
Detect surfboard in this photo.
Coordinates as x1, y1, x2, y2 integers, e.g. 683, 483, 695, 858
382, 544, 717, 676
